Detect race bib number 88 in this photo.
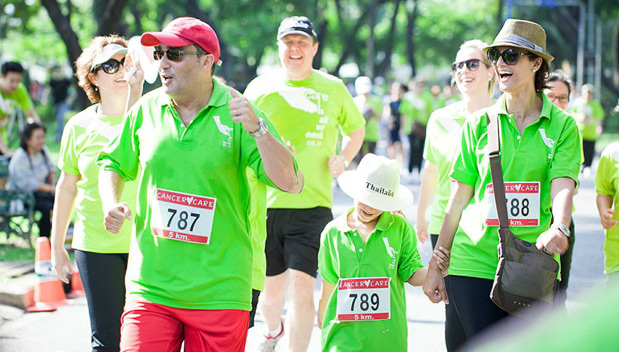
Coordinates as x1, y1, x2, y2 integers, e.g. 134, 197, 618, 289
485, 182, 540, 227
151, 188, 216, 244
336, 277, 390, 322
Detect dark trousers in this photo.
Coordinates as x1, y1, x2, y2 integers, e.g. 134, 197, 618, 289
557, 219, 576, 307
582, 139, 595, 168
75, 250, 128, 352
444, 275, 510, 351
407, 133, 425, 174
33, 191, 54, 237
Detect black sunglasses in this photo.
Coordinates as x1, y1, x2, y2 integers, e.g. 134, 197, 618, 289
451, 59, 482, 72
95, 58, 125, 74
153, 47, 202, 62
487, 48, 534, 66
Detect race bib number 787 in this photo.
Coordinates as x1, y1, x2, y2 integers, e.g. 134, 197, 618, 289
150, 188, 217, 244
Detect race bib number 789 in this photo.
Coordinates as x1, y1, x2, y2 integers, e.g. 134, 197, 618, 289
336, 277, 390, 322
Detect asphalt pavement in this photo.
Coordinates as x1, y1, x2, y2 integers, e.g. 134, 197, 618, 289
0, 159, 608, 352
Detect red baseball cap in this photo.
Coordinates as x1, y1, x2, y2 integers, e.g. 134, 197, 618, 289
141, 17, 222, 65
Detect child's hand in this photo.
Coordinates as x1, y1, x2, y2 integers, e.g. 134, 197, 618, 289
601, 209, 618, 229
433, 246, 450, 277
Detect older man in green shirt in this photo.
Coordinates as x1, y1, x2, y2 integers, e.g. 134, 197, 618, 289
97, 17, 299, 351
244, 16, 365, 352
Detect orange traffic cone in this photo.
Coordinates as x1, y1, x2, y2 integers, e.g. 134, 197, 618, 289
26, 237, 66, 313
68, 262, 85, 298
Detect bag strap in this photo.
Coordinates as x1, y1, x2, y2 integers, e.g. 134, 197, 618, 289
486, 111, 510, 230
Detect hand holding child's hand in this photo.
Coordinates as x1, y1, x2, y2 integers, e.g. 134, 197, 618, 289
601, 209, 618, 230
433, 246, 450, 277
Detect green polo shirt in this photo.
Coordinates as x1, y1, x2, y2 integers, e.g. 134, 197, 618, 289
244, 69, 365, 209
0, 83, 33, 118
354, 95, 382, 143
423, 101, 467, 234
449, 94, 581, 280
97, 79, 293, 310
247, 168, 268, 291
569, 98, 605, 141
58, 105, 138, 253
595, 142, 619, 274
318, 209, 424, 351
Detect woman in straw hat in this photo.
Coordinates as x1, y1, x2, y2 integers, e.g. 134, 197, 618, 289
317, 153, 449, 351
50, 35, 144, 351
422, 19, 581, 350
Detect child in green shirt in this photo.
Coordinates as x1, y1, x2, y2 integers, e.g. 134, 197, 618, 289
595, 142, 619, 276
317, 153, 448, 351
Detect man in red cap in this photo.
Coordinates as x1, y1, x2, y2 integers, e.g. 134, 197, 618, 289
97, 17, 300, 351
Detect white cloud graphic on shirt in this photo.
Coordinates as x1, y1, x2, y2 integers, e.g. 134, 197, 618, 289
278, 87, 322, 114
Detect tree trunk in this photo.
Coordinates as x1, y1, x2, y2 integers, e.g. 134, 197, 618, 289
496, 0, 505, 29
184, 0, 232, 80
405, 0, 418, 77
130, 3, 143, 35
313, 8, 329, 70
40, 0, 90, 110
375, 0, 402, 77
614, 17, 619, 87
331, 0, 372, 76
96, 0, 130, 36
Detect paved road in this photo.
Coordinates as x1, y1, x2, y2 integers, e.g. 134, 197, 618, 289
0, 163, 607, 352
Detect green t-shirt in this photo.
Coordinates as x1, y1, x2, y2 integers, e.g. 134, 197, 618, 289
318, 209, 424, 352
97, 79, 290, 310
0, 82, 34, 118
569, 98, 605, 141
401, 92, 432, 135
422, 101, 467, 234
247, 168, 267, 291
449, 94, 582, 279
244, 69, 365, 209
595, 142, 619, 274
353, 95, 382, 142
58, 105, 138, 253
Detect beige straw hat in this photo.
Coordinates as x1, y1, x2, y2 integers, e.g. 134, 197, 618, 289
483, 19, 554, 63
338, 154, 414, 212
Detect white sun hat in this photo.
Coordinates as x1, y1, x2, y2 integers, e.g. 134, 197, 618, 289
338, 153, 414, 212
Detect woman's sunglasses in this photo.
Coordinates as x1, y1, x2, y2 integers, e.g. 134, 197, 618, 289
95, 58, 125, 74
486, 48, 534, 66
451, 59, 482, 73
153, 47, 202, 62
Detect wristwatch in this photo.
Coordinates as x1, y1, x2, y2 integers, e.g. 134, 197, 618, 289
249, 119, 268, 138
340, 155, 350, 169
552, 223, 571, 238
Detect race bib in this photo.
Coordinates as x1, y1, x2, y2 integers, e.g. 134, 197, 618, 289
336, 277, 390, 322
150, 188, 216, 244
485, 182, 540, 227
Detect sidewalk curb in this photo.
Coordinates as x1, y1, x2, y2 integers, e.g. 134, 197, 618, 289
0, 261, 35, 310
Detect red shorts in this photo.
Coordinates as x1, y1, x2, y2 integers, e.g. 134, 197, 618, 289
120, 301, 249, 352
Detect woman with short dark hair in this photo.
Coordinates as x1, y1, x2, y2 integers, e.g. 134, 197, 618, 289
7, 122, 55, 238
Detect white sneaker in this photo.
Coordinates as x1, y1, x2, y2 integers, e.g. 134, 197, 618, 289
257, 321, 284, 352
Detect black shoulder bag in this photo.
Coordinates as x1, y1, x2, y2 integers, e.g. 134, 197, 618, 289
486, 111, 559, 316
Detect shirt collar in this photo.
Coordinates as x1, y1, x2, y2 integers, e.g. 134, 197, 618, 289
496, 93, 552, 121
159, 78, 228, 108
335, 208, 395, 233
